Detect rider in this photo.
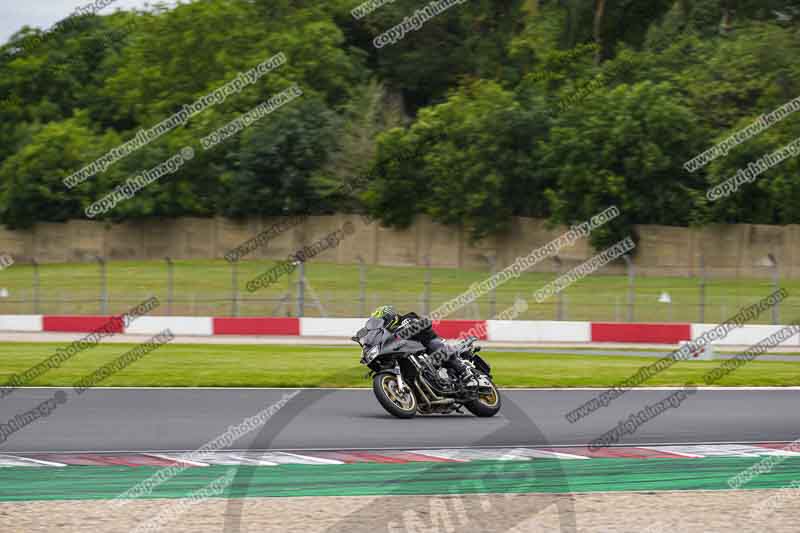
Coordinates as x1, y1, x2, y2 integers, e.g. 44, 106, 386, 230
370, 305, 478, 389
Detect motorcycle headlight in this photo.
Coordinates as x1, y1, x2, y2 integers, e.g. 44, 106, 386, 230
364, 345, 380, 362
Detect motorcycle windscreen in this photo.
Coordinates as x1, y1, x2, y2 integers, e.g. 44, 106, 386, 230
361, 327, 391, 348
365, 317, 384, 330
357, 317, 388, 347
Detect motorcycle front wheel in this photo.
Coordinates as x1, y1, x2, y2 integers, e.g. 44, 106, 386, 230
465, 379, 502, 417
373, 372, 417, 419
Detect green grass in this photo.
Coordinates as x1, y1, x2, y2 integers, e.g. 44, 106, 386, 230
0, 258, 798, 323
553, 345, 800, 356
0, 342, 797, 388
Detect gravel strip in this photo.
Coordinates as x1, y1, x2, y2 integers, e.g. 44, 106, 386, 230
1, 490, 798, 532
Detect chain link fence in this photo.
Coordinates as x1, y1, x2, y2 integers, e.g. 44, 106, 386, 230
0, 257, 796, 324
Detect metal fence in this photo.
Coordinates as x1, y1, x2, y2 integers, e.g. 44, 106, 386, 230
0, 256, 795, 324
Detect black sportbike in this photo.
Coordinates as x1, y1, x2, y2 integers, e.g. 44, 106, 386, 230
351, 317, 501, 418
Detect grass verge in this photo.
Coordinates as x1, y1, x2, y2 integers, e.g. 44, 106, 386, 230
0, 342, 797, 388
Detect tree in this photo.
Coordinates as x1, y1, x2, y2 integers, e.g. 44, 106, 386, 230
540, 81, 708, 250
593, 0, 607, 64
313, 80, 405, 212
366, 80, 552, 241
703, 113, 800, 225
220, 96, 339, 217
0, 114, 123, 228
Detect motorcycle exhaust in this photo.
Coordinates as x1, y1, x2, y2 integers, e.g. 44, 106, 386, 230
427, 398, 456, 406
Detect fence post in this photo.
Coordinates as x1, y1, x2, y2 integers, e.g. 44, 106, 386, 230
698, 254, 705, 324
165, 257, 174, 316
622, 255, 634, 322
297, 260, 305, 317
96, 255, 108, 315
484, 254, 497, 319
357, 255, 367, 317
231, 259, 239, 317
31, 259, 40, 314
423, 256, 431, 316
286, 265, 293, 317
552, 255, 564, 321
770, 253, 780, 324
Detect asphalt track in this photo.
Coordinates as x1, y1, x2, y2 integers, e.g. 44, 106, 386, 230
1, 388, 798, 453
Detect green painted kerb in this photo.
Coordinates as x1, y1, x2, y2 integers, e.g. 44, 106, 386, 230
1, 457, 799, 502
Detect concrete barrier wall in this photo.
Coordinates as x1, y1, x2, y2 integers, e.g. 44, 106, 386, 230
2, 215, 800, 278
591, 322, 691, 344
300, 318, 366, 338
488, 320, 591, 342
126, 316, 213, 336
0, 315, 42, 332
690, 323, 800, 347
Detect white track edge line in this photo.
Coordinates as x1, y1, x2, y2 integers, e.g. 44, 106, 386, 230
5, 440, 798, 455
148, 453, 209, 467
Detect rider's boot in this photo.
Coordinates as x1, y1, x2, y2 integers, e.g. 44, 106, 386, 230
437, 340, 478, 390
456, 364, 478, 390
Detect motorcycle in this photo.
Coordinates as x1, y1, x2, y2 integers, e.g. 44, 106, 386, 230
351, 317, 502, 419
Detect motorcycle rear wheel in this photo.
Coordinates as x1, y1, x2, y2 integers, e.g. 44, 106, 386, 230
373, 373, 417, 419
465, 379, 501, 417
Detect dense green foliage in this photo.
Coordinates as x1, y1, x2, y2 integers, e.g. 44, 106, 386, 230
1, 0, 800, 249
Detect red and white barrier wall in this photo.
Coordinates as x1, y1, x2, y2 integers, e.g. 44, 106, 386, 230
1, 315, 799, 346
0, 315, 42, 332
591, 322, 690, 344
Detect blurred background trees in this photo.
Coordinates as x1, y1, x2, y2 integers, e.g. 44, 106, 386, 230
2, 0, 800, 249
